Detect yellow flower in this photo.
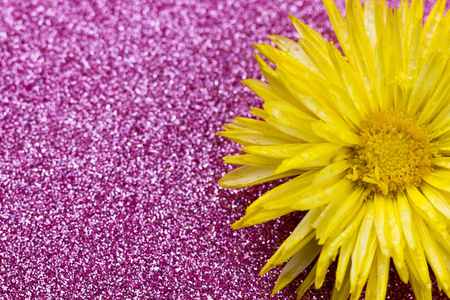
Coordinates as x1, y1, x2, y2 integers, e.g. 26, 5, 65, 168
218, 0, 450, 298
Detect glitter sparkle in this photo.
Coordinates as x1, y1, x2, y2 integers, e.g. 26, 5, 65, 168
0, 0, 443, 299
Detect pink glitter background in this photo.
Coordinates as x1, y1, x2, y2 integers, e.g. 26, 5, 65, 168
0, 0, 447, 299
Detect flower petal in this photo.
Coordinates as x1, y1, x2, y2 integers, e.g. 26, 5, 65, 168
276, 63, 353, 131
433, 157, 450, 169
373, 193, 390, 256
366, 248, 390, 300
350, 200, 375, 293
409, 270, 432, 300
260, 209, 320, 274
336, 228, 359, 290
218, 166, 300, 189
404, 228, 431, 288
269, 34, 316, 71
223, 154, 282, 168
330, 272, 351, 300
323, 0, 350, 55
244, 143, 327, 159
407, 53, 446, 116
397, 191, 417, 248
420, 182, 450, 222
386, 197, 408, 282
273, 144, 343, 174
421, 170, 450, 192
346, 0, 378, 112
312, 158, 352, 187
311, 122, 360, 146
318, 187, 367, 245
232, 171, 316, 228
272, 237, 321, 294
420, 0, 446, 61
265, 179, 353, 211
296, 263, 317, 298
406, 185, 446, 233
415, 214, 450, 292
326, 42, 371, 118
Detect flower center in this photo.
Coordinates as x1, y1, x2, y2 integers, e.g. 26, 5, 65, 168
347, 111, 435, 195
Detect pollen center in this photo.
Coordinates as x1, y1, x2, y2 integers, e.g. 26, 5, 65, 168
347, 111, 435, 195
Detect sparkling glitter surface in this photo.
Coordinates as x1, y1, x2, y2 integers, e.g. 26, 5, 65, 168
0, 0, 447, 299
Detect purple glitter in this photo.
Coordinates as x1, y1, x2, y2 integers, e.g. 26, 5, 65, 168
0, 0, 446, 298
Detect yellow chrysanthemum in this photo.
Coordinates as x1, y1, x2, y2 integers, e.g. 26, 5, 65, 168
218, 0, 450, 299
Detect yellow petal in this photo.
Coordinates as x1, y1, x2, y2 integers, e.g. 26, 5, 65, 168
398, 0, 409, 30
350, 200, 375, 293
346, 0, 377, 112
397, 190, 417, 249
312, 159, 352, 187
373, 193, 390, 256
409, 271, 432, 300
284, 208, 321, 250
433, 157, 450, 169
363, 0, 377, 51
415, 214, 450, 292
276, 64, 353, 131
431, 229, 450, 257
325, 42, 371, 118
218, 130, 288, 146
243, 143, 313, 159
265, 117, 324, 143
374, 20, 389, 110
252, 52, 296, 101
366, 248, 390, 300
233, 171, 316, 227
253, 42, 285, 65
252, 52, 316, 115
318, 187, 367, 244
272, 237, 321, 294
267, 179, 353, 211
336, 228, 359, 290
419, 0, 446, 61
242, 79, 287, 107
296, 263, 317, 299
218, 166, 300, 189
330, 270, 351, 300
297, 35, 340, 86
245, 171, 321, 213
406, 185, 446, 233
312, 193, 347, 235
422, 170, 450, 192
274, 143, 343, 174
315, 245, 333, 289
427, 105, 450, 139
269, 34, 316, 71
351, 225, 378, 299
386, 198, 407, 281
322, 0, 350, 55
233, 117, 297, 141
316, 195, 365, 288
407, 53, 446, 116
405, 19, 422, 87
437, 141, 450, 153
404, 229, 432, 288
311, 122, 360, 146
289, 15, 329, 59
223, 154, 281, 167
260, 209, 320, 274
420, 182, 450, 222
260, 101, 325, 143
389, 9, 405, 110
232, 205, 297, 229
437, 243, 450, 296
